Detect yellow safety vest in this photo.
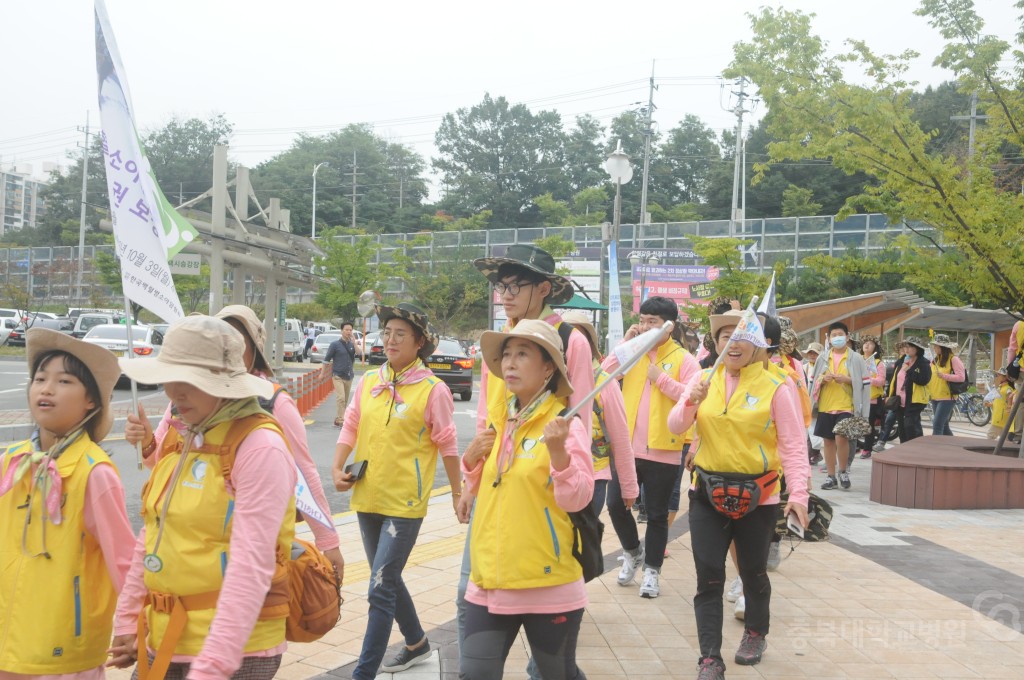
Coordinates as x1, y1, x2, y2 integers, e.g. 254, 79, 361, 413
351, 369, 444, 518
928, 357, 954, 401
471, 394, 583, 589
143, 416, 295, 656
818, 349, 854, 412
867, 357, 885, 400
992, 383, 1015, 431
692, 363, 785, 495
0, 436, 118, 674
622, 341, 687, 451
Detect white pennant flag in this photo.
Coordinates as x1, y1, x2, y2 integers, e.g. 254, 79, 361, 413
757, 271, 777, 317
95, 0, 191, 323
294, 464, 334, 530
606, 240, 624, 350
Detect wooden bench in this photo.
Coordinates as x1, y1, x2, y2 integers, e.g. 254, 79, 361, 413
869, 436, 1024, 509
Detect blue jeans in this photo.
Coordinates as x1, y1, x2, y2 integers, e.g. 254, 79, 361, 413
353, 513, 426, 680
591, 478, 609, 517
932, 399, 955, 436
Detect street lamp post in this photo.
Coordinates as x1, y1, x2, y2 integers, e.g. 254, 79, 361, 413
602, 140, 633, 349
311, 161, 328, 239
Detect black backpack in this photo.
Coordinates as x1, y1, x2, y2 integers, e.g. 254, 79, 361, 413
948, 364, 971, 395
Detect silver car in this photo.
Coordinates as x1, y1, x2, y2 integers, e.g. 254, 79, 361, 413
309, 333, 342, 364
82, 324, 164, 385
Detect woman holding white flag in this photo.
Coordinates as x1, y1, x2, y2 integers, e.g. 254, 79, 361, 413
124, 306, 345, 581
668, 309, 810, 679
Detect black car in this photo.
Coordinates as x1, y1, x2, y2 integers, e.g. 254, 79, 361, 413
426, 338, 475, 401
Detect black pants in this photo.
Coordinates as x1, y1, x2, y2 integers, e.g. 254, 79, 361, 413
689, 491, 777, 665
858, 400, 883, 451
460, 602, 586, 680
606, 457, 679, 570
898, 403, 926, 442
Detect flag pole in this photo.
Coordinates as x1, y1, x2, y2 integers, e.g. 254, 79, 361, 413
702, 295, 760, 386
122, 294, 144, 470
562, 320, 674, 421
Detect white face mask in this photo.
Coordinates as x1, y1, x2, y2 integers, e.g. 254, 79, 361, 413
831, 336, 847, 349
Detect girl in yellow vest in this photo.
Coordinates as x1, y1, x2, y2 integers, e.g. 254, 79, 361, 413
460, 319, 594, 680
986, 367, 1016, 439
600, 296, 701, 599
928, 334, 966, 436
669, 309, 810, 677
331, 303, 460, 679
109, 316, 297, 680
856, 335, 888, 459
0, 329, 134, 680
124, 305, 345, 579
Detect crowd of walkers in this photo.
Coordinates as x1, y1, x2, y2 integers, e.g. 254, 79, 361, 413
0, 241, 1009, 680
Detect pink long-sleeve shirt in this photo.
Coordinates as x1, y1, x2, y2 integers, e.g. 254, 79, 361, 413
150, 381, 339, 551
476, 310, 595, 441
337, 376, 458, 458
461, 415, 592, 615
601, 343, 699, 466
668, 369, 810, 508
0, 464, 137, 680
593, 372, 640, 500
114, 428, 296, 680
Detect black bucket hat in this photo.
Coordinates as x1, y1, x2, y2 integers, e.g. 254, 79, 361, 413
375, 302, 439, 361
473, 244, 574, 305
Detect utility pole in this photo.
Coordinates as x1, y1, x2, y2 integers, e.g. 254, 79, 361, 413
347, 149, 359, 230
728, 77, 749, 239
638, 60, 658, 226
75, 112, 90, 304
951, 91, 989, 161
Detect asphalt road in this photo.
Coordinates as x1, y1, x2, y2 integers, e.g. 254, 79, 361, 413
97, 366, 481, 531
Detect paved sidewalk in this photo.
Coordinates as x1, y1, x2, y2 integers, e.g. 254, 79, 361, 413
105, 427, 1024, 679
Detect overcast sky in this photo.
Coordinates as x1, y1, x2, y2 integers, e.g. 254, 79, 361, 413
2, 0, 1019, 199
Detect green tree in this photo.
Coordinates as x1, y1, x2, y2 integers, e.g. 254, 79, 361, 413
175, 264, 211, 314
781, 185, 823, 217
532, 235, 576, 259
142, 115, 233, 206
433, 94, 569, 226
572, 187, 609, 222
691, 235, 768, 305
728, 3, 1024, 310
533, 193, 571, 227
287, 302, 332, 323
252, 124, 429, 235
564, 114, 607, 194
314, 232, 391, 319
659, 114, 721, 205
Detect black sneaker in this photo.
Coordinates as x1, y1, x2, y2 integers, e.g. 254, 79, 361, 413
696, 656, 726, 679
821, 475, 838, 490
735, 629, 767, 665
838, 470, 851, 489
380, 639, 431, 673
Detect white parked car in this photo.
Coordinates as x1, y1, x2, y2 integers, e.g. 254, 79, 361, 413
83, 325, 164, 386
310, 333, 342, 364
0, 318, 18, 345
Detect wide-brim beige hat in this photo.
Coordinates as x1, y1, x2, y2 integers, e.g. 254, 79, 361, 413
480, 319, 573, 399
709, 309, 745, 339
559, 310, 599, 359
27, 328, 120, 441
215, 304, 273, 373
119, 316, 274, 400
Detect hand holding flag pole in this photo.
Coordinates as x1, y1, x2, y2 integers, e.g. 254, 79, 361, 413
702, 295, 762, 386
561, 320, 674, 421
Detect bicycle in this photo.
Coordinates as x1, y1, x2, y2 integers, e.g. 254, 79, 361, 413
921, 392, 991, 427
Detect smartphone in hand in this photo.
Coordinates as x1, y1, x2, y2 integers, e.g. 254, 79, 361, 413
786, 511, 805, 539
344, 460, 368, 481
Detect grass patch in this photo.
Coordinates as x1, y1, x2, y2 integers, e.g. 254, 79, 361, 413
0, 346, 26, 357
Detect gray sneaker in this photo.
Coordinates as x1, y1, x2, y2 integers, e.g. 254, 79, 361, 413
821, 475, 838, 490
380, 639, 431, 672
838, 470, 851, 490
696, 657, 726, 680
735, 629, 767, 665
